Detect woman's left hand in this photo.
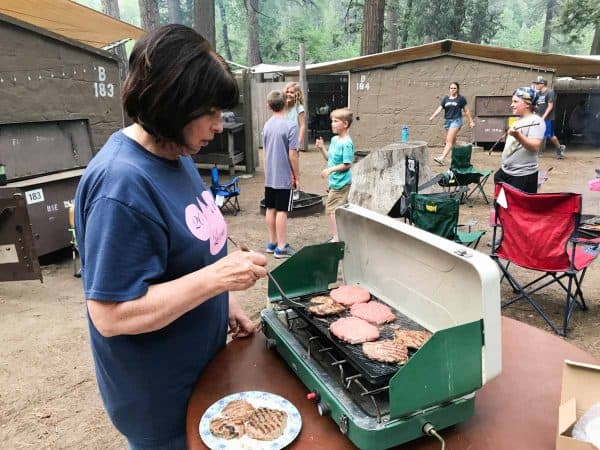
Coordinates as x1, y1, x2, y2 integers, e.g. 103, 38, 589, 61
228, 294, 255, 339
469, 121, 475, 128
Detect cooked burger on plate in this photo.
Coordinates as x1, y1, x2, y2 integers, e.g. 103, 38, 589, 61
221, 399, 255, 421
209, 416, 245, 440
245, 407, 288, 441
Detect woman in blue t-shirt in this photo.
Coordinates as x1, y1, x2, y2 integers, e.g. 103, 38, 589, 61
75, 25, 268, 450
429, 82, 475, 165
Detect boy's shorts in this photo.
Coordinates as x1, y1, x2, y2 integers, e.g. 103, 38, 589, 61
326, 184, 351, 214
264, 187, 293, 212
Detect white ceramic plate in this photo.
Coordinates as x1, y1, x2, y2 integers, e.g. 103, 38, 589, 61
199, 391, 302, 450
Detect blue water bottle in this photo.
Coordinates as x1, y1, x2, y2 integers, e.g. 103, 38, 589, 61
401, 124, 409, 143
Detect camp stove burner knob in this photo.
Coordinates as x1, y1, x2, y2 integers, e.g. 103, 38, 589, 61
316, 401, 330, 416
265, 338, 277, 349
306, 392, 320, 402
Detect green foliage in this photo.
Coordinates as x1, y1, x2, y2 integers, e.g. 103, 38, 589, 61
557, 0, 600, 44
74, 0, 597, 63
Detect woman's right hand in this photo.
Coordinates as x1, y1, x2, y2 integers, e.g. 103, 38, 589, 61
211, 249, 268, 292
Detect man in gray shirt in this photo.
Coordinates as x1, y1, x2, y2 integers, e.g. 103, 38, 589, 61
533, 76, 566, 159
262, 90, 299, 258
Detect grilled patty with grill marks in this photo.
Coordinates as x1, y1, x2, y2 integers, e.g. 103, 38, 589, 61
209, 416, 245, 440
362, 339, 408, 364
393, 329, 432, 349
245, 407, 288, 441
221, 399, 255, 421
308, 298, 346, 316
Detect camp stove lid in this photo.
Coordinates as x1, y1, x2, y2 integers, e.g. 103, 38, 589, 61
336, 203, 502, 382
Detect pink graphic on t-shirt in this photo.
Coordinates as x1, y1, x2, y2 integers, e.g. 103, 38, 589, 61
185, 190, 227, 255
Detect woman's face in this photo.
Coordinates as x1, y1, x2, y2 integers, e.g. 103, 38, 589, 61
449, 84, 458, 95
511, 96, 530, 116
180, 109, 223, 155
285, 86, 296, 104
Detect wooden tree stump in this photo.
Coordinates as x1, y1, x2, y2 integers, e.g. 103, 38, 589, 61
348, 141, 432, 215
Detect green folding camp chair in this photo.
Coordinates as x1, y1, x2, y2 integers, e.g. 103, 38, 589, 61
439, 144, 493, 204
409, 192, 485, 249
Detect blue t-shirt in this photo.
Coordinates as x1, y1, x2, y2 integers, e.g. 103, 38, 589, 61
74, 131, 229, 446
327, 135, 354, 190
262, 116, 298, 189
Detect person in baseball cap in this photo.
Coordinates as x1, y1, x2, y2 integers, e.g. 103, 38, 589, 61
532, 74, 566, 158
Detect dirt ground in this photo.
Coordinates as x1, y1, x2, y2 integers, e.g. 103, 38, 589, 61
1, 143, 599, 449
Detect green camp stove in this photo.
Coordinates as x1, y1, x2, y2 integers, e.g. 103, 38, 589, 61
261, 204, 502, 450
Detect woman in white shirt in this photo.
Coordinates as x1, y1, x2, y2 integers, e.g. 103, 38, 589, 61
285, 82, 306, 150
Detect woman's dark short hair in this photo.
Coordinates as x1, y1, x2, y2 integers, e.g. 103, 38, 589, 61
450, 81, 460, 94
122, 24, 239, 145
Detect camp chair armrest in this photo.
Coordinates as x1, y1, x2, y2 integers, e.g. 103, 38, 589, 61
218, 177, 240, 189
571, 236, 600, 245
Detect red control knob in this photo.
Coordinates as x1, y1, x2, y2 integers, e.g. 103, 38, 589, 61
306, 392, 319, 401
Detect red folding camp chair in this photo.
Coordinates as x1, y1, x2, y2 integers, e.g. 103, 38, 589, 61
490, 183, 600, 336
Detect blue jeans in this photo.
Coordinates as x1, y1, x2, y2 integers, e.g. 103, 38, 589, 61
128, 434, 187, 450
444, 118, 463, 129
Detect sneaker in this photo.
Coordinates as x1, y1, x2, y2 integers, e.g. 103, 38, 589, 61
433, 156, 445, 166
557, 145, 566, 159
265, 242, 277, 253
274, 244, 295, 259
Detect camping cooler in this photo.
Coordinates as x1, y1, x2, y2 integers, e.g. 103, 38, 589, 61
260, 203, 502, 450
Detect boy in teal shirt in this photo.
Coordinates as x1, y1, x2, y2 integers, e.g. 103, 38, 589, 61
315, 108, 354, 242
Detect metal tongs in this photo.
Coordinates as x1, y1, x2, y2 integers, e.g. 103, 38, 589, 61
488, 122, 541, 155
227, 237, 306, 309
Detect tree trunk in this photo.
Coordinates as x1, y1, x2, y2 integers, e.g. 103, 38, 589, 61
400, 0, 412, 49
361, 0, 385, 55
591, 23, 600, 55
469, 0, 488, 43
138, 0, 160, 30
245, 0, 262, 66
385, 1, 398, 51
449, 0, 467, 39
542, 0, 556, 53
194, 0, 216, 47
167, 0, 182, 23
217, 0, 233, 60
101, 0, 128, 78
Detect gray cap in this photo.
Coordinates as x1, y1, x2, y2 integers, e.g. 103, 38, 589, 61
532, 75, 547, 85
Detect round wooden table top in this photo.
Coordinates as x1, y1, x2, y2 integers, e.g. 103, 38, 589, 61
186, 317, 599, 449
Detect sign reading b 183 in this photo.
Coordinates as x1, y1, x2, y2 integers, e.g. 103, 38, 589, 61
25, 188, 45, 205
93, 66, 115, 98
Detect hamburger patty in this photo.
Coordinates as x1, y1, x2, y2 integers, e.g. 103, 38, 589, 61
310, 295, 331, 304
221, 399, 255, 421
308, 298, 346, 316
245, 407, 288, 441
362, 339, 408, 364
350, 301, 396, 324
209, 416, 245, 440
330, 317, 380, 344
329, 285, 371, 306
393, 329, 432, 349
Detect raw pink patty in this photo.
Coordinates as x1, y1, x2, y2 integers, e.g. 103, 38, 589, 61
329, 317, 380, 344
350, 301, 396, 325
329, 284, 371, 306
